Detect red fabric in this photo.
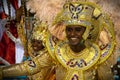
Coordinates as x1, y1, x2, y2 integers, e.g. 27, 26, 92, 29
0, 0, 20, 64
0, 12, 7, 19
9, 0, 19, 10
0, 20, 18, 64
0, 1, 7, 19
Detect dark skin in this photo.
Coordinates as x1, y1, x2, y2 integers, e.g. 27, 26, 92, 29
31, 39, 44, 52
66, 25, 86, 53
31, 25, 86, 53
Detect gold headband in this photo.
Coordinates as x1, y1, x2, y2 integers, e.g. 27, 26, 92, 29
52, 1, 102, 40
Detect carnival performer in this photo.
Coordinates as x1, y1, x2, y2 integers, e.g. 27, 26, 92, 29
0, 0, 116, 80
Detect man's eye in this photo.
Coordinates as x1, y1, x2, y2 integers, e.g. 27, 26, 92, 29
38, 41, 42, 44
75, 28, 81, 32
66, 27, 72, 32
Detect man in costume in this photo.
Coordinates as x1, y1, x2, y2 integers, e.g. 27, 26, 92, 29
0, 0, 116, 80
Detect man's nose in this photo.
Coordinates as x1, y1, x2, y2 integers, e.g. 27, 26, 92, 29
71, 29, 76, 36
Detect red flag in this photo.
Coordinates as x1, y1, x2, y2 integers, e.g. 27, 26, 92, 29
0, 20, 18, 64
9, 0, 19, 10
0, 1, 7, 19
0, 12, 7, 19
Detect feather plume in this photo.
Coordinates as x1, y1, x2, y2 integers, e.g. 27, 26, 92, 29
91, 0, 120, 58
27, 0, 120, 47
27, 0, 65, 26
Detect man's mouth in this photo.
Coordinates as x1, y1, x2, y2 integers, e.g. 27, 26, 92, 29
70, 38, 78, 40
70, 37, 79, 42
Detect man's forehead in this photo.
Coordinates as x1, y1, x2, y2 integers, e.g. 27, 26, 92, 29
66, 25, 85, 27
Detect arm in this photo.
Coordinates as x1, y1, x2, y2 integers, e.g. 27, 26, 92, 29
1, 51, 53, 78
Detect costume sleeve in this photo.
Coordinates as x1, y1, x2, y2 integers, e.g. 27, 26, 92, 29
2, 52, 54, 77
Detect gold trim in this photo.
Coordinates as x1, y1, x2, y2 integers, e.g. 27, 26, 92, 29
55, 41, 100, 71
46, 32, 57, 61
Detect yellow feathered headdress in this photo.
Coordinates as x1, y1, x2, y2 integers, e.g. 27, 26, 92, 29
26, 0, 118, 43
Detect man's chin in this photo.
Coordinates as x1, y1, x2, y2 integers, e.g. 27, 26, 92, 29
69, 42, 79, 46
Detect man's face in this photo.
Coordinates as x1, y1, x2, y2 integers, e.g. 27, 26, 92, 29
31, 39, 44, 52
66, 25, 86, 46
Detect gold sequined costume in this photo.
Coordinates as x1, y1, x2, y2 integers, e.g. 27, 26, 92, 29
0, 0, 116, 80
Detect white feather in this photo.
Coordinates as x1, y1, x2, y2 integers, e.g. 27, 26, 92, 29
27, 0, 65, 26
